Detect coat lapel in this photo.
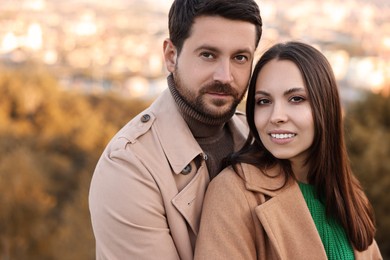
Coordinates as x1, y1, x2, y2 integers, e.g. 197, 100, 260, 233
171, 163, 210, 236
254, 182, 328, 259
241, 164, 328, 259
169, 115, 247, 237
153, 90, 248, 237
152, 90, 203, 174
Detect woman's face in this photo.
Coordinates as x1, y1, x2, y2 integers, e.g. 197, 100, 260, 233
254, 59, 314, 168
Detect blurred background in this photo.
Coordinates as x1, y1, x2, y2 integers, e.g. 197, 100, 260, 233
0, 0, 389, 259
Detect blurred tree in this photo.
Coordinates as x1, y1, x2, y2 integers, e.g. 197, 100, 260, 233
0, 65, 150, 259
345, 92, 390, 258
2, 63, 389, 259
0, 146, 56, 259
45, 170, 95, 260
1, 63, 389, 259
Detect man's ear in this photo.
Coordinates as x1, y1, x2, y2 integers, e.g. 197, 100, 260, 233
163, 39, 177, 73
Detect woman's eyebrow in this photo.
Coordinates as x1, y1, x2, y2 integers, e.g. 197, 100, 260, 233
255, 90, 270, 96
284, 87, 305, 96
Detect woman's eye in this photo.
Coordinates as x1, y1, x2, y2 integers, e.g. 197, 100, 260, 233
290, 96, 305, 103
256, 98, 270, 105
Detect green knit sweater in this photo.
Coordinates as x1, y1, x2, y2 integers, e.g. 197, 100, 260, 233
298, 182, 355, 260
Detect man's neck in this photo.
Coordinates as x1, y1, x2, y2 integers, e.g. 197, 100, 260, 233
167, 74, 232, 138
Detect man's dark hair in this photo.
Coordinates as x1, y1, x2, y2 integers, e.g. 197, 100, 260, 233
168, 0, 262, 54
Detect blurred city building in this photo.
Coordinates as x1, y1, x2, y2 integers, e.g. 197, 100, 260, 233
0, 0, 389, 100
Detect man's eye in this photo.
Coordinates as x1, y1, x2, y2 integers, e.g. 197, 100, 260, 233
201, 52, 215, 59
235, 55, 248, 63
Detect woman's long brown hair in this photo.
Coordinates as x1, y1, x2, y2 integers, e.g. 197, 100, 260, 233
227, 41, 376, 251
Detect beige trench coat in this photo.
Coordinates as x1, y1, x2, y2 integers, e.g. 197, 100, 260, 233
195, 163, 383, 260
89, 89, 248, 260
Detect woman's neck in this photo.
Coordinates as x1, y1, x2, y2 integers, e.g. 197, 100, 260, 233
291, 159, 309, 183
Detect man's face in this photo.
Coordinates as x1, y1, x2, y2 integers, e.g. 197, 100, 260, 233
165, 16, 257, 119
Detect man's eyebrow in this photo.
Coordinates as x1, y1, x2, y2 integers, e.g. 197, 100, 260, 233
194, 45, 253, 55
194, 45, 220, 53
235, 48, 253, 54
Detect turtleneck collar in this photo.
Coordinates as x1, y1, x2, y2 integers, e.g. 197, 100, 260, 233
167, 74, 235, 138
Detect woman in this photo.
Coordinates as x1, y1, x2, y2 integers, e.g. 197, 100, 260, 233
194, 41, 382, 260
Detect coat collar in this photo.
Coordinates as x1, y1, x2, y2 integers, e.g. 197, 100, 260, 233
151, 89, 248, 174
239, 163, 290, 197
150, 89, 201, 174
238, 163, 378, 259
254, 180, 329, 259
237, 163, 328, 259
152, 89, 247, 239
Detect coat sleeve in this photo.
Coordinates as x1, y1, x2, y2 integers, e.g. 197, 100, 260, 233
194, 168, 258, 260
355, 239, 383, 260
89, 144, 180, 260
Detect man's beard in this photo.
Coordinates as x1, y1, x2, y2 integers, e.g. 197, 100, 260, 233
173, 71, 246, 119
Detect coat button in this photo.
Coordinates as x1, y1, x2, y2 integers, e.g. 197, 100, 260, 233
141, 114, 150, 123
181, 164, 192, 175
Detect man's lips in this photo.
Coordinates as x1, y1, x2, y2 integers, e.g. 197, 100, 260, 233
207, 91, 231, 96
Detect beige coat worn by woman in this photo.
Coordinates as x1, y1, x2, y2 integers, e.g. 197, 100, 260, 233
194, 163, 382, 260
89, 89, 248, 260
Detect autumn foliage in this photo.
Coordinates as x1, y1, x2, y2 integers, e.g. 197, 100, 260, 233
0, 65, 150, 259
0, 65, 388, 259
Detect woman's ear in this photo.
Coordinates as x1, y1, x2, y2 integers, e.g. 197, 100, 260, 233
163, 39, 177, 73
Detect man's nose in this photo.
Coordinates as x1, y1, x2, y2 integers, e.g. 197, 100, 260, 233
213, 59, 234, 84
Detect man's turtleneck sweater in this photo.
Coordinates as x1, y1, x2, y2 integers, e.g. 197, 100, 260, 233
168, 75, 235, 179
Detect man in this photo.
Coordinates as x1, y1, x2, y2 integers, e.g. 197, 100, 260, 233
89, 0, 262, 259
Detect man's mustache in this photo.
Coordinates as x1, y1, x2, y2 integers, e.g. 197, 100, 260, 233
199, 82, 238, 97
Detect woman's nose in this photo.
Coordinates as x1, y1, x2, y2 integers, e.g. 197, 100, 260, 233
270, 103, 288, 124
